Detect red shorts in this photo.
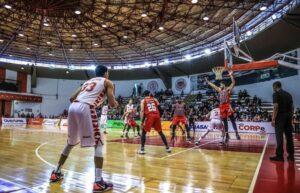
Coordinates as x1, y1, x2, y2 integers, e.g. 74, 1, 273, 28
143, 114, 162, 132
128, 119, 137, 127
172, 116, 187, 125
219, 103, 234, 119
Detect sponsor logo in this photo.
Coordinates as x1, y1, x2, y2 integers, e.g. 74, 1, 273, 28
147, 81, 159, 93
2, 118, 26, 125
238, 123, 264, 132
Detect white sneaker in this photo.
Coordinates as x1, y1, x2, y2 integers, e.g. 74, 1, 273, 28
138, 149, 145, 154
166, 147, 172, 153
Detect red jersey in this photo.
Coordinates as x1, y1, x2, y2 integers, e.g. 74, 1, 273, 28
143, 97, 160, 116
219, 89, 230, 104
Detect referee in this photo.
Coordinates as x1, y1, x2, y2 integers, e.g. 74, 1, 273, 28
270, 81, 294, 162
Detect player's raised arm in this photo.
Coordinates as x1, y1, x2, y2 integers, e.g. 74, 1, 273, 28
140, 99, 145, 121
205, 77, 221, 92
105, 79, 118, 108
70, 86, 82, 102
227, 71, 235, 92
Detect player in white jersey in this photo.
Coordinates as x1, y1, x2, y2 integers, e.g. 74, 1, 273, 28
121, 99, 134, 138
195, 104, 225, 145
50, 65, 118, 193
100, 104, 109, 134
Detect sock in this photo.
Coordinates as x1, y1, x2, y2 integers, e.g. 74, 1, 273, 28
95, 168, 102, 182
55, 165, 61, 173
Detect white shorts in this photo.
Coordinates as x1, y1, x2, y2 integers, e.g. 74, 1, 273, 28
209, 119, 223, 131
67, 102, 102, 147
124, 117, 128, 125
100, 115, 107, 127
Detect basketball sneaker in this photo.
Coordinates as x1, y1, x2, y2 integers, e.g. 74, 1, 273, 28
166, 147, 172, 153
50, 170, 64, 183
195, 140, 201, 146
138, 149, 145, 154
93, 179, 113, 193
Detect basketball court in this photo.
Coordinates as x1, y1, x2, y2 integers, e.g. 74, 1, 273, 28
1, 125, 299, 193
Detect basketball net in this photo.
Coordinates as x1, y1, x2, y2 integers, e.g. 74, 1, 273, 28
212, 66, 225, 80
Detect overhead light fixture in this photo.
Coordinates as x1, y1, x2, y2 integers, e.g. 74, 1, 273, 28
21, 67, 24, 70
4, 4, 12, 9
43, 23, 49, 27
26, 47, 30, 50
49, 53, 53, 56
141, 13, 147, 17
102, 24, 107, 28
18, 33, 24, 37
75, 10, 81, 15
123, 35, 128, 39
93, 43, 98, 46
69, 48, 74, 51
185, 54, 192, 60
272, 14, 277, 20
9, 54, 12, 57
69, 65, 75, 70
71, 34, 77, 38
246, 31, 252, 36
90, 65, 96, 70
204, 48, 211, 55
260, 6, 267, 11
191, 0, 198, 3
164, 59, 169, 64
66, 70, 70, 74
46, 41, 51, 45
203, 16, 209, 21
0, 39, 3, 43
159, 26, 164, 31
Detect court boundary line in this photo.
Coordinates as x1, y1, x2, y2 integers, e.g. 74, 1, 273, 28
247, 134, 269, 193
161, 139, 220, 159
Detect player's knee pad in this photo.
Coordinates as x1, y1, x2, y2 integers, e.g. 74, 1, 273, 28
95, 145, 103, 158
62, 144, 74, 156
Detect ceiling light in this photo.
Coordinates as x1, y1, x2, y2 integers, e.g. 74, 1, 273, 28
164, 59, 169, 64
18, 33, 24, 37
203, 16, 209, 21
75, 10, 81, 15
185, 54, 192, 60
272, 14, 277, 20
93, 43, 98, 46
43, 23, 49, 27
71, 34, 77, 38
191, 0, 198, 3
90, 65, 96, 70
49, 53, 53, 56
141, 13, 147, 17
21, 67, 24, 70
69, 65, 75, 70
246, 31, 252, 36
26, 47, 30, 50
4, 4, 12, 9
46, 41, 51, 45
69, 48, 73, 51
102, 24, 107, 28
123, 35, 128, 39
0, 39, 3, 43
204, 48, 211, 55
66, 70, 70, 74
260, 6, 267, 11
159, 26, 164, 31
9, 54, 12, 57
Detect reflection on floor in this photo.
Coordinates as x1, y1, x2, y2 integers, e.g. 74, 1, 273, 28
0, 125, 299, 193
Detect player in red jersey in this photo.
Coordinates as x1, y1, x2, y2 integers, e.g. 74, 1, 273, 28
139, 91, 171, 154
122, 107, 140, 138
206, 70, 240, 143
171, 99, 191, 141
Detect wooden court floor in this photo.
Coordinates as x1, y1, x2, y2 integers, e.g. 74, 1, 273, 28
0, 125, 265, 193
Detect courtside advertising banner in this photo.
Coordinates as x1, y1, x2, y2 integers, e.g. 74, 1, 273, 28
43, 119, 60, 126
194, 121, 274, 134
2, 118, 27, 125
28, 118, 44, 125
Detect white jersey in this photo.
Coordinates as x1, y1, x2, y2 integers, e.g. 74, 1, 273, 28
125, 104, 134, 113
76, 77, 106, 108
210, 108, 221, 120
101, 105, 108, 116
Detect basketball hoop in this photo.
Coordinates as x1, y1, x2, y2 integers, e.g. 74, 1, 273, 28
212, 66, 225, 80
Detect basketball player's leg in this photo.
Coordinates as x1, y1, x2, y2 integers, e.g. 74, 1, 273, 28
139, 117, 151, 154
50, 103, 79, 182
93, 144, 113, 191
154, 117, 171, 153
171, 118, 178, 141
229, 114, 241, 140
222, 118, 229, 143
